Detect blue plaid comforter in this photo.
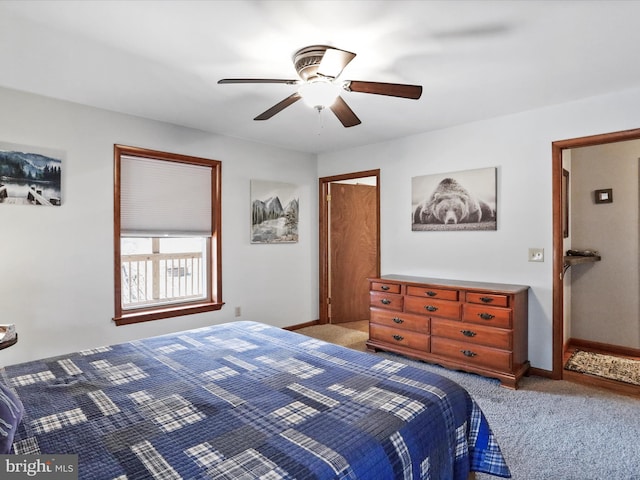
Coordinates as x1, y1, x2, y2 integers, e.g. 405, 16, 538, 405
1, 321, 510, 479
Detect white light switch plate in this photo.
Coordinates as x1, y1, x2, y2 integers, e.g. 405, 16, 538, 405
528, 248, 544, 262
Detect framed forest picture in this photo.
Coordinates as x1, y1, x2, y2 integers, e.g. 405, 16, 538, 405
0, 142, 63, 207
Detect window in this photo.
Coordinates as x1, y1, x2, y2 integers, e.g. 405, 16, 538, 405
113, 145, 222, 326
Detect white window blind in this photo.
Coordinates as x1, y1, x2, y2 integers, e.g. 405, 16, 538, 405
120, 155, 212, 236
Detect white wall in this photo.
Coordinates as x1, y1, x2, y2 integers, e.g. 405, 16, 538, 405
5, 84, 640, 372
318, 86, 640, 371
0, 87, 318, 366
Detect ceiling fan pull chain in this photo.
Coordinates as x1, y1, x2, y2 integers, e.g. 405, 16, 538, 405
316, 106, 325, 135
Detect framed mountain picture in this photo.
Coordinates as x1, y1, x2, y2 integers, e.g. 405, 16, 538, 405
250, 180, 299, 244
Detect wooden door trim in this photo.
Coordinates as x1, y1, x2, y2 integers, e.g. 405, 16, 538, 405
552, 128, 640, 379
319, 169, 380, 324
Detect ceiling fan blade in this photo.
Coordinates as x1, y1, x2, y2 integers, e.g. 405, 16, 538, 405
218, 78, 300, 85
346, 80, 422, 99
254, 92, 302, 121
329, 96, 361, 128
317, 47, 356, 78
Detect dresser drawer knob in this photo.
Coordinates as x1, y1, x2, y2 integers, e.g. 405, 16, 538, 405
381, 285, 390, 291
424, 305, 438, 312
392, 334, 404, 341
461, 350, 477, 357
381, 298, 392, 305
460, 330, 476, 337
426, 291, 437, 297
392, 317, 404, 324
479, 297, 494, 303
478, 312, 495, 320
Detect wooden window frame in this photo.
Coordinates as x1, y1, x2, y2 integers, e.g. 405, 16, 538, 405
113, 144, 223, 326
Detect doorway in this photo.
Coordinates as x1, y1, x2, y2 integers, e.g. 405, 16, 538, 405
552, 128, 640, 382
319, 170, 380, 324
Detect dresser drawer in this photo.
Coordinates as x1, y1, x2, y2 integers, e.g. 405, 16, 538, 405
371, 281, 401, 294
404, 296, 461, 319
431, 337, 511, 372
462, 304, 512, 329
466, 292, 509, 307
431, 318, 511, 350
370, 309, 429, 334
370, 324, 429, 351
406, 286, 459, 301
370, 292, 403, 311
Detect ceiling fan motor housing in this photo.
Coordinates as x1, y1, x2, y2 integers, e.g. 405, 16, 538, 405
293, 45, 330, 81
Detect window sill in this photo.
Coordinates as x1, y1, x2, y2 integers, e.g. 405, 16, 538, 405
114, 301, 224, 326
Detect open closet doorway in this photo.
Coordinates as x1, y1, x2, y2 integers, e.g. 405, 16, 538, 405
319, 170, 380, 325
552, 128, 640, 391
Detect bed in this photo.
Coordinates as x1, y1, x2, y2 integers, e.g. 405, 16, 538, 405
0, 321, 510, 479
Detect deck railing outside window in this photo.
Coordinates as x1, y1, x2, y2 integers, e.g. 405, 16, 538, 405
121, 252, 204, 308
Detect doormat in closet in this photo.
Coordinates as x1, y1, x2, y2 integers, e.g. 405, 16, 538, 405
564, 350, 640, 386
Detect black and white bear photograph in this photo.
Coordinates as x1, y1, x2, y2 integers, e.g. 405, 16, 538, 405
412, 167, 497, 231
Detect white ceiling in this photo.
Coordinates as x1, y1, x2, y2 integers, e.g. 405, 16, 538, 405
1, 0, 640, 154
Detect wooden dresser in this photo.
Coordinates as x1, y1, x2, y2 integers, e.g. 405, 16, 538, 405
367, 274, 529, 389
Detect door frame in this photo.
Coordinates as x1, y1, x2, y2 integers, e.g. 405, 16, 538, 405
319, 169, 381, 324
551, 127, 640, 378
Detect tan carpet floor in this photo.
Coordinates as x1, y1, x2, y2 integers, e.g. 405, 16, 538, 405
294, 323, 369, 352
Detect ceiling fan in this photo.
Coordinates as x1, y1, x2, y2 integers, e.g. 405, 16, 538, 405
218, 45, 422, 128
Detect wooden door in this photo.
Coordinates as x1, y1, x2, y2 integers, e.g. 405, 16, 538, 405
329, 183, 378, 323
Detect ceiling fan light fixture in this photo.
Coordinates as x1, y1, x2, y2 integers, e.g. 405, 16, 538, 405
298, 80, 340, 110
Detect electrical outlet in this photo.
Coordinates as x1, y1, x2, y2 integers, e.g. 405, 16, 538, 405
528, 248, 544, 262
234, 306, 241, 317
